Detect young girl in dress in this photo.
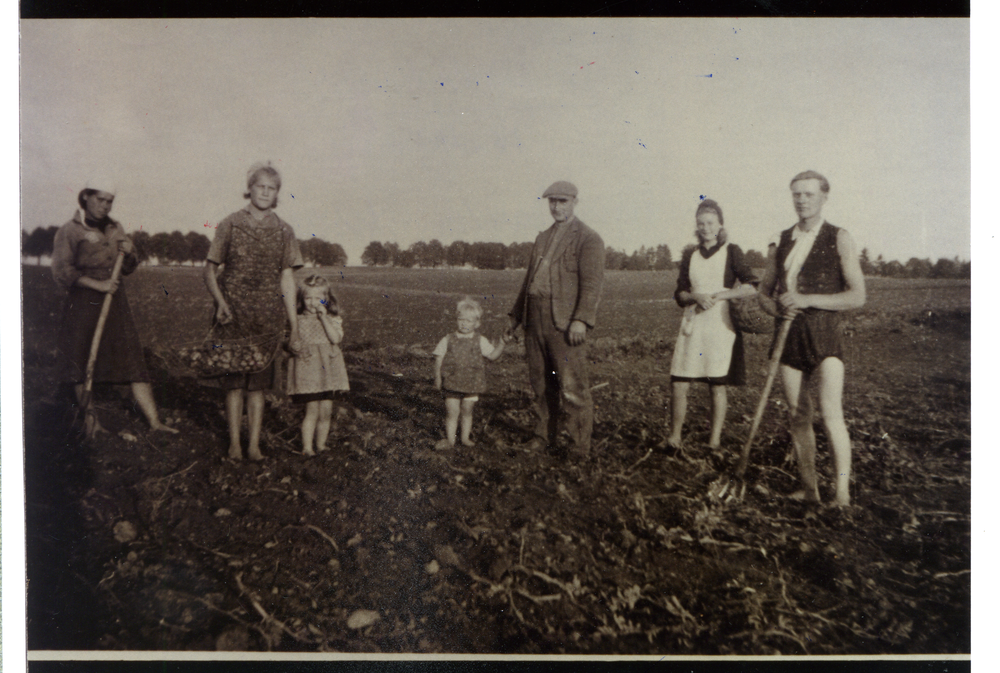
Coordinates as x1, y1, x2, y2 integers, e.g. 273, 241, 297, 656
287, 275, 350, 456
667, 199, 757, 453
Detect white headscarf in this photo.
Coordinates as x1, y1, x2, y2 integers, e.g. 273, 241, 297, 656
85, 175, 117, 195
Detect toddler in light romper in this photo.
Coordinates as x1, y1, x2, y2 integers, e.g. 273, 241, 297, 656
287, 275, 350, 456
433, 297, 505, 449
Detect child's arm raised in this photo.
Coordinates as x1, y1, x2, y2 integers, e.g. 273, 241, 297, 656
319, 314, 344, 345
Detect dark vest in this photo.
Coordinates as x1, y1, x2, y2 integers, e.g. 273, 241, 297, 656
440, 331, 487, 394
775, 222, 845, 296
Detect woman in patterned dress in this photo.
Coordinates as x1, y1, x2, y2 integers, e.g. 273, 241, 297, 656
52, 180, 178, 437
666, 199, 757, 453
204, 163, 304, 461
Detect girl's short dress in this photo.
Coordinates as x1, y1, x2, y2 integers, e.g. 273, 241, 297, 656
434, 331, 493, 401
287, 313, 349, 404
670, 243, 754, 386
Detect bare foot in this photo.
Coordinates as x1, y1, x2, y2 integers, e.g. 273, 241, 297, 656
247, 448, 265, 462
788, 489, 821, 503
303, 449, 316, 457
434, 439, 454, 450
84, 414, 109, 438
228, 446, 243, 461
150, 422, 179, 434
461, 438, 475, 447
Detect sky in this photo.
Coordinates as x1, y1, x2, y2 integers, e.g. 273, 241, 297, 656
20, 18, 969, 266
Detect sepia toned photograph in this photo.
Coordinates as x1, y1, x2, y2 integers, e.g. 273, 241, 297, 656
19, 16, 970, 660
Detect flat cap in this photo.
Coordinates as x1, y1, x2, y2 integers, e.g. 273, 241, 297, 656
542, 181, 578, 198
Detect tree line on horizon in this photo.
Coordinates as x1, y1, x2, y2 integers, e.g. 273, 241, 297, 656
361, 239, 971, 279
21, 227, 348, 268
20, 226, 971, 279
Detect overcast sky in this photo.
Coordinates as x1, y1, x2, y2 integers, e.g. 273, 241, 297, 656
20, 18, 969, 266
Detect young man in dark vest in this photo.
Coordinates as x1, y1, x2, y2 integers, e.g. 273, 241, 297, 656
760, 171, 866, 506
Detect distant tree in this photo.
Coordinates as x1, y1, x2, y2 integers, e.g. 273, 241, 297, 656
133, 230, 152, 263
605, 247, 627, 270
874, 254, 886, 277
653, 244, 674, 271
167, 231, 191, 264
447, 240, 469, 267
744, 248, 767, 269
383, 242, 400, 266
24, 226, 57, 264
326, 242, 348, 267
408, 241, 430, 267
506, 241, 534, 269
21, 230, 28, 256
396, 249, 417, 268
148, 231, 188, 264
425, 239, 446, 267
883, 260, 905, 278
959, 260, 971, 278
623, 246, 652, 271
302, 238, 348, 267
361, 241, 389, 266
185, 231, 211, 264
470, 242, 507, 270
904, 257, 933, 279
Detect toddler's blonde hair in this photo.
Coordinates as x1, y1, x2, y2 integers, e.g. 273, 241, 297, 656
456, 296, 483, 320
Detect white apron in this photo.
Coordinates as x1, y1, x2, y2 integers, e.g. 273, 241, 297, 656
670, 248, 737, 379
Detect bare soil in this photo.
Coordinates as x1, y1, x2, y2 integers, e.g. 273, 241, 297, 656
22, 266, 970, 654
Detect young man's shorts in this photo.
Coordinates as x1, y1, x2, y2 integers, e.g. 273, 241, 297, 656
442, 389, 479, 402
772, 310, 844, 373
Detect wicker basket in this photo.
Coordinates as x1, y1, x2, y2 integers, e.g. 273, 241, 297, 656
159, 330, 285, 378
729, 292, 781, 335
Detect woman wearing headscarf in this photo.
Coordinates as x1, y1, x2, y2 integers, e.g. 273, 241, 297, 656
203, 162, 304, 461
52, 178, 177, 437
666, 199, 757, 453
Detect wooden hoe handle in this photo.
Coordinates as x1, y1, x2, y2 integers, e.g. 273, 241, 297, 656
83, 250, 127, 398
735, 316, 794, 477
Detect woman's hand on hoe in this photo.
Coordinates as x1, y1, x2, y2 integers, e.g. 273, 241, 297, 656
96, 277, 121, 295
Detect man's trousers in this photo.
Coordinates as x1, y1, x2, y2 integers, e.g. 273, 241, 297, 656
525, 297, 594, 452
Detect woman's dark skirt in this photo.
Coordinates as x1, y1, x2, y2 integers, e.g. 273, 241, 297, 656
57, 283, 150, 384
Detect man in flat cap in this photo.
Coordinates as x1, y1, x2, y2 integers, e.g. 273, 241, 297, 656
506, 181, 605, 458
